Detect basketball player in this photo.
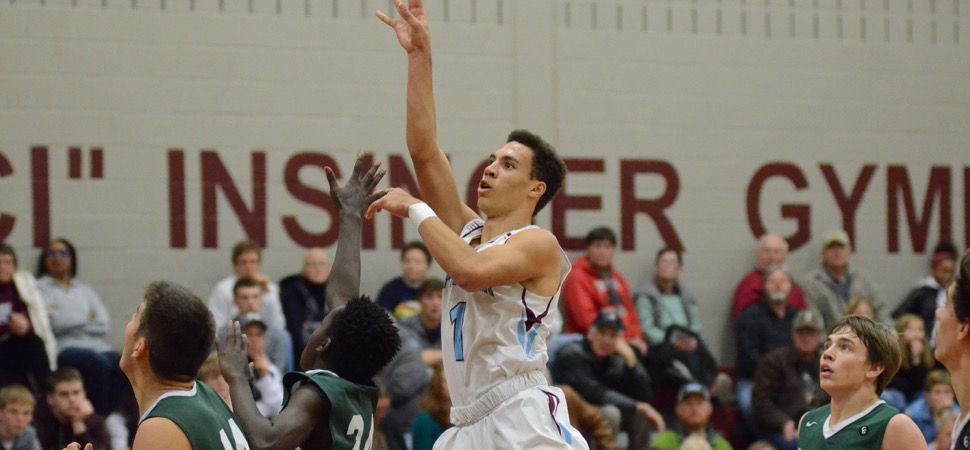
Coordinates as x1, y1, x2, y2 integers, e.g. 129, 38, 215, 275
934, 248, 970, 449
797, 315, 925, 449
373, 1, 588, 448
218, 155, 402, 450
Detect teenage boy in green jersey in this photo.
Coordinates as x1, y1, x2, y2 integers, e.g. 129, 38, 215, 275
219, 155, 402, 450
797, 315, 925, 449
934, 248, 970, 450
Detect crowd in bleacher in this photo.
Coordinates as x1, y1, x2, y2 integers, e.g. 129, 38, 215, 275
0, 227, 961, 450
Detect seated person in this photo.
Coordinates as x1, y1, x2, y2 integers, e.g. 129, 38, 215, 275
36, 238, 127, 417
551, 311, 664, 450
883, 314, 934, 410
732, 233, 808, 317
751, 311, 829, 450
892, 242, 958, 335
930, 408, 958, 450
0, 243, 55, 398
375, 241, 433, 319
279, 248, 330, 365
207, 240, 285, 330
846, 297, 876, 319
33, 367, 108, 450
0, 384, 42, 450
238, 315, 284, 419
216, 278, 292, 372
562, 227, 647, 354
411, 365, 451, 450
904, 369, 959, 443
197, 353, 231, 408
397, 278, 444, 365
649, 382, 733, 450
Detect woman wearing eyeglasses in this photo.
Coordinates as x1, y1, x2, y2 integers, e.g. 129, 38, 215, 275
36, 237, 128, 418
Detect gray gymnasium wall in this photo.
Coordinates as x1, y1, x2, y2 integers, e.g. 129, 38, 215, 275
1, 0, 967, 362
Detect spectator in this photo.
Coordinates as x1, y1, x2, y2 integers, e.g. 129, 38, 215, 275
551, 310, 664, 450
0, 244, 55, 397
558, 384, 618, 450
634, 248, 701, 347
376, 241, 433, 319
35, 238, 127, 417
411, 365, 450, 450
649, 383, 733, 450
751, 310, 829, 450
0, 384, 42, 450
846, 297, 876, 320
197, 353, 231, 408
397, 279, 444, 367
216, 278, 292, 372
734, 266, 799, 431
929, 408, 958, 450
380, 315, 434, 450
237, 315, 284, 419
207, 240, 285, 331
904, 369, 959, 444
562, 227, 647, 354
33, 368, 108, 450
883, 314, 934, 410
732, 233, 808, 317
801, 230, 883, 332
278, 248, 330, 365
893, 242, 958, 341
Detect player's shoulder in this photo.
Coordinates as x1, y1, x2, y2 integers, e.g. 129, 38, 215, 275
881, 413, 927, 450
507, 226, 561, 249
134, 417, 192, 450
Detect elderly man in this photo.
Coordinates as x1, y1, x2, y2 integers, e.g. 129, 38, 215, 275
801, 230, 883, 331
279, 248, 330, 362
732, 233, 808, 317
649, 383, 733, 450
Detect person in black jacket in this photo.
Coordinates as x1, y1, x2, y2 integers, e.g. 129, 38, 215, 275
892, 242, 958, 337
551, 311, 665, 450
279, 248, 330, 364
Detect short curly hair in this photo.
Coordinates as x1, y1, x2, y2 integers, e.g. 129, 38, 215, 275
328, 296, 401, 385
507, 129, 566, 217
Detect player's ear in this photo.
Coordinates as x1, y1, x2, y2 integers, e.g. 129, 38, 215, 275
529, 180, 546, 199
865, 362, 885, 380
131, 336, 147, 359
316, 337, 332, 354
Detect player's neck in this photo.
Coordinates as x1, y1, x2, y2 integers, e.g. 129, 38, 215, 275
949, 353, 970, 412
481, 211, 534, 243
828, 387, 879, 427
132, 371, 196, 417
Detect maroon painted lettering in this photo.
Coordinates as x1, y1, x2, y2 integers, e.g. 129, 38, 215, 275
620, 160, 682, 251
31, 147, 50, 247
201, 151, 267, 248
966, 167, 970, 249
820, 164, 876, 248
746, 163, 810, 251
551, 159, 604, 251
168, 150, 187, 248
281, 152, 340, 248
68, 147, 82, 179
887, 165, 951, 253
0, 152, 13, 241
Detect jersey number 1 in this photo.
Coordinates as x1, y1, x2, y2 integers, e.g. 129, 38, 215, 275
450, 302, 467, 361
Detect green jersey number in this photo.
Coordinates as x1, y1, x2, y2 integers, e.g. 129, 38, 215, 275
346, 414, 374, 450
219, 419, 250, 450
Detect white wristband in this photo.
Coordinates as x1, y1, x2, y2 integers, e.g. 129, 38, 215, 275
408, 202, 437, 228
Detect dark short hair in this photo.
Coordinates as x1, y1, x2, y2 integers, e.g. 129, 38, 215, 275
829, 315, 901, 395
138, 281, 215, 382
655, 247, 683, 266
328, 296, 401, 385
507, 129, 566, 216
47, 367, 83, 393
401, 241, 433, 267
419, 278, 444, 298
232, 277, 262, 298
37, 237, 78, 278
954, 248, 970, 323
585, 227, 617, 247
0, 243, 16, 267
231, 240, 262, 264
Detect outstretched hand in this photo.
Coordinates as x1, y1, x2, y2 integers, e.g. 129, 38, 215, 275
325, 154, 387, 219
216, 321, 254, 384
365, 187, 421, 220
376, 0, 430, 54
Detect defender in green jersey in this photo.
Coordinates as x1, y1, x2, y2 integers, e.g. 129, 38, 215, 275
219, 154, 401, 450
797, 315, 925, 449
934, 248, 970, 450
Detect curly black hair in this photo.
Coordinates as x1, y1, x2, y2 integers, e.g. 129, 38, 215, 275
328, 296, 401, 385
507, 129, 566, 217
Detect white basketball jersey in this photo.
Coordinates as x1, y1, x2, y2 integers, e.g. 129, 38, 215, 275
441, 219, 571, 408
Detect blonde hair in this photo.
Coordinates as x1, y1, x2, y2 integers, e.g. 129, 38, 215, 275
0, 384, 36, 409
895, 314, 935, 370
846, 298, 876, 319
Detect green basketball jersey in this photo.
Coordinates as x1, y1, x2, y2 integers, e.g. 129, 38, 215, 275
797, 401, 899, 449
141, 381, 250, 450
955, 416, 970, 450
283, 370, 379, 450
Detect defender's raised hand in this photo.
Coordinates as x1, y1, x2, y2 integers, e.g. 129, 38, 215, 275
216, 320, 253, 384
376, 0, 429, 54
325, 153, 386, 219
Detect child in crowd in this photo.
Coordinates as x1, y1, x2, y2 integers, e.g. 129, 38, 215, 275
0, 384, 42, 450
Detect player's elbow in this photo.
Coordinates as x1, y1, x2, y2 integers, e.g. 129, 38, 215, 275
450, 267, 492, 293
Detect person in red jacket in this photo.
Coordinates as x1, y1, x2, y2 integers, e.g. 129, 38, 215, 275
732, 233, 808, 317
562, 227, 647, 354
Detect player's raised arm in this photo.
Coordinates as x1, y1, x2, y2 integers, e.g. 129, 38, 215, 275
324, 154, 386, 312
377, 0, 478, 232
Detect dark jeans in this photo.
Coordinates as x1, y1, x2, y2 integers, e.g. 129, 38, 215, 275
58, 347, 131, 416
0, 333, 51, 397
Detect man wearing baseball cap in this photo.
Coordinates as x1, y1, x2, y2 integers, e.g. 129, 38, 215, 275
551, 310, 665, 450
649, 382, 733, 450
801, 229, 883, 331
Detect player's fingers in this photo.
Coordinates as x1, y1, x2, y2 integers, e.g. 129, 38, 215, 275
349, 152, 364, 182
361, 160, 382, 184
366, 189, 388, 206
364, 167, 386, 192
365, 199, 384, 219
375, 11, 394, 27
325, 166, 339, 193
